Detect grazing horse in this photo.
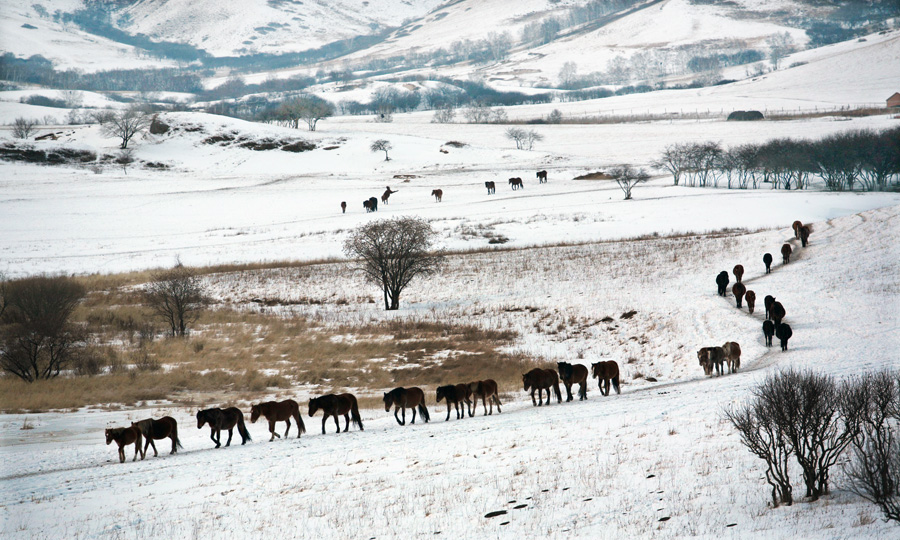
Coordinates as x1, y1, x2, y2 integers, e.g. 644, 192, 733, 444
590, 361, 620, 396
763, 320, 775, 347
105, 425, 144, 463
509, 177, 524, 190
368, 196, 379, 212
250, 400, 305, 441
308, 393, 364, 434
775, 323, 793, 351
485, 181, 496, 194
732, 282, 747, 308
431, 189, 443, 202
716, 271, 729, 296
763, 253, 773, 274
781, 244, 792, 264
363, 199, 375, 212
341, 201, 346, 214
771, 301, 786, 325
557, 361, 589, 401
722, 341, 742, 373
536, 170, 548, 183
132, 417, 181, 457
436, 384, 472, 421
764, 295, 776, 320
383, 387, 430, 425
382, 187, 398, 204
522, 368, 562, 406
467, 379, 502, 416
745, 290, 756, 314
196, 407, 251, 448
733, 264, 744, 283
799, 225, 810, 247
792, 220, 803, 239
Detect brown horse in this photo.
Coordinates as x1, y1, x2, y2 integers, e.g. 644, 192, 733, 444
523, 368, 561, 406
132, 417, 182, 457
436, 384, 472, 421
309, 393, 364, 434
698, 347, 727, 376
722, 341, 742, 373
383, 387, 430, 425
536, 170, 548, 183
781, 243, 792, 264
485, 181, 496, 194
792, 220, 803, 239
105, 425, 144, 463
250, 400, 305, 441
382, 187, 397, 204
732, 282, 746, 308
763, 253, 773, 274
771, 301, 786, 325
340, 201, 346, 214
799, 225, 810, 247
764, 295, 776, 320
196, 407, 251, 448
733, 264, 744, 283
557, 361, 589, 401
745, 290, 756, 314
431, 189, 443, 202
467, 379, 502, 416
509, 177, 524, 190
591, 361, 621, 396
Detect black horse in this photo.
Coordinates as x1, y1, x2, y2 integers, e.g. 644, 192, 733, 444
763, 253, 773, 274
763, 319, 775, 347
196, 407, 251, 448
775, 323, 792, 351
716, 271, 729, 296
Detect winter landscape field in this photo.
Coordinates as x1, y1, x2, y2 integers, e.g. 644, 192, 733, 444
1, 0, 900, 538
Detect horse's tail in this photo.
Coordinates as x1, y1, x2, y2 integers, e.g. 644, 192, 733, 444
173, 422, 184, 450
295, 404, 307, 435
237, 414, 252, 443
418, 402, 430, 423
612, 373, 621, 395
553, 382, 562, 404
350, 395, 364, 431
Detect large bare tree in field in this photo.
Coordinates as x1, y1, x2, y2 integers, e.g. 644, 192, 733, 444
343, 217, 443, 310
100, 106, 151, 149
144, 263, 208, 337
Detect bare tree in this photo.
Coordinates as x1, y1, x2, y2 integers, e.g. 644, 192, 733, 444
143, 262, 207, 337
653, 143, 691, 186
370, 139, 392, 161
343, 217, 443, 310
101, 106, 151, 149
116, 148, 135, 174
558, 61, 578, 88
0, 275, 86, 382
276, 95, 335, 131
767, 32, 796, 69
610, 165, 650, 200
12, 117, 38, 139
506, 128, 543, 150
432, 105, 456, 123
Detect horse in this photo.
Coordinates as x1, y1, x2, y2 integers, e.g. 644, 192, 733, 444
485, 181, 496, 194
698, 347, 727, 376
436, 384, 472, 421
781, 243, 792, 264
763, 253, 773, 274
557, 361, 589, 401
522, 368, 562, 406
196, 407, 251, 448
697, 347, 712, 376
732, 282, 747, 308
308, 393, 364, 434
431, 189, 443, 202
467, 379, 502, 416
799, 225, 810, 247
363, 199, 374, 212
590, 361, 620, 396
722, 341, 741, 373
775, 323, 792, 351
733, 264, 744, 283
250, 400, 305, 441
132, 417, 181, 457
745, 290, 756, 314
382, 187, 397, 205
716, 271, 729, 296
368, 196, 379, 212
341, 201, 346, 214
383, 387, 430, 425
763, 320, 775, 347
105, 425, 144, 463
509, 177, 523, 190
771, 301, 786, 325
536, 170, 548, 183
792, 220, 803, 239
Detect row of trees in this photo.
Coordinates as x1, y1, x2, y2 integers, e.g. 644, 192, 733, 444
654, 128, 900, 191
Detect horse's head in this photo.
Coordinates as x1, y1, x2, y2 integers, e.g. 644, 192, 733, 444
105, 429, 114, 445
196, 410, 205, 429
436, 387, 445, 403
249, 405, 260, 423
308, 398, 318, 418
522, 373, 530, 391
591, 362, 600, 379
383, 392, 392, 411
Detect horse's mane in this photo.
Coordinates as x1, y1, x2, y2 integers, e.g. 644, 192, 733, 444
133, 418, 153, 437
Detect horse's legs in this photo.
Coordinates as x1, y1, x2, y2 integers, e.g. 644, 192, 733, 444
530, 388, 537, 406
394, 407, 404, 426
148, 437, 158, 457
118, 445, 125, 463
321, 415, 328, 435
579, 381, 586, 400
342, 413, 350, 432
493, 394, 502, 413
132, 443, 140, 462
446, 401, 452, 421
210, 428, 220, 448
565, 382, 573, 402
410, 406, 417, 425
268, 420, 277, 441
225, 427, 234, 447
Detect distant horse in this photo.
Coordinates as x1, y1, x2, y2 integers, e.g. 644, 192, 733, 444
722, 341, 742, 373
590, 361, 620, 396
382, 187, 398, 204
431, 189, 443, 202
485, 181, 496, 194
363, 199, 375, 212
509, 177, 524, 190
467, 379, 502, 416
716, 271, 729, 296
732, 282, 747, 308
341, 201, 346, 214
775, 323, 792, 351
368, 196, 379, 212
522, 368, 562, 406
745, 290, 756, 314
792, 220, 803, 239
436, 384, 472, 421
132, 417, 181, 457
308, 393, 364, 434
196, 407, 251, 448
771, 301, 786, 325
383, 387, 430, 425
799, 225, 810, 247
557, 361, 589, 401
763, 253, 773, 274
536, 170, 548, 183
733, 264, 744, 283
250, 400, 305, 441
105, 425, 144, 463
781, 244, 792, 264
698, 347, 726, 376
763, 320, 775, 347
764, 295, 776, 320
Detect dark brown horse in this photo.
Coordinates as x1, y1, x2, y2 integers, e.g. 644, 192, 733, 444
732, 282, 747, 308
764, 295, 776, 320
382, 187, 397, 204
196, 407, 251, 448
722, 341, 741, 373
250, 400, 305, 441
716, 271, 729, 296
431, 189, 443, 202
771, 301, 786, 325
591, 361, 620, 396
363, 199, 376, 212
763, 319, 775, 347
745, 290, 756, 314
485, 181, 495, 194
105, 425, 144, 463
763, 253, 773, 274
733, 264, 744, 283
792, 220, 803, 239
698, 347, 726, 376
383, 387, 430, 425
309, 393, 364, 434
467, 379, 502, 416
509, 177, 524, 190
436, 384, 472, 421
781, 243, 792, 264
775, 323, 792, 351
557, 361, 589, 401
132, 417, 182, 457
523, 368, 561, 406
536, 170, 547, 183
341, 201, 346, 214
799, 225, 810, 247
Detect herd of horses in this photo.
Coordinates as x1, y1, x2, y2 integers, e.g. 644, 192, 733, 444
700, 220, 811, 376
341, 170, 548, 212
